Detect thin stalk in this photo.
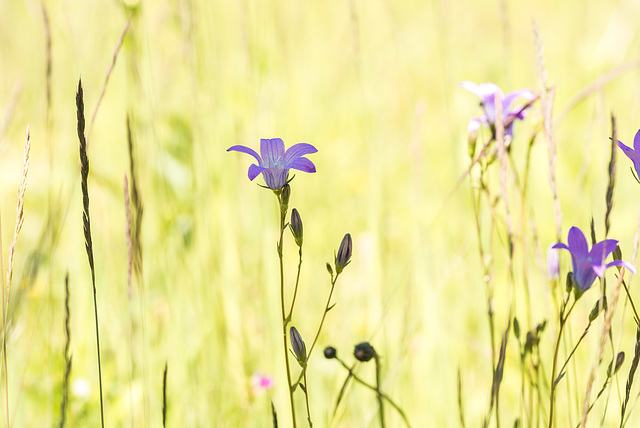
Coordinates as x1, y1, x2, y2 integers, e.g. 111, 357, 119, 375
333, 365, 355, 416
574, 378, 609, 428
293, 272, 341, 390
620, 279, 640, 324
548, 296, 577, 428
162, 362, 168, 427
0, 209, 7, 428
286, 247, 303, 323
276, 194, 297, 428
334, 357, 411, 428
554, 322, 592, 386
374, 355, 385, 428
302, 368, 312, 427
307, 273, 339, 358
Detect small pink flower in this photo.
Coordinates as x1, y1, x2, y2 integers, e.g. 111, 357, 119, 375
251, 372, 274, 395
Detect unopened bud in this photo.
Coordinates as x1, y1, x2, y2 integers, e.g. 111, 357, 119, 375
335, 233, 353, 274
467, 118, 480, 159
589, 297, 607, 323
607, 352, 625, 377
280, 184, 291, 212
289, 326, 307, 366
565, 272, 573, 293
326, 263, 333, 276
324, 346, 337, 359
513, 317, 520, 340
353, 342, 376, 362
290, 208, 303, 247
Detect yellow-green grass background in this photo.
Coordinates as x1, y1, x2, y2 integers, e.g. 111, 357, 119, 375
2, 0, 640, 426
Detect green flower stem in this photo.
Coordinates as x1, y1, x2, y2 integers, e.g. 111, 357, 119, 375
554, 321, 592, 386
286, 247, 303, 323
334, 357, 411, 428
574, 377, 609, 428
374, 354, 385, 428
276, 194, 297, 428
294, 273, 341, 388
333, 365, 356, 416
308, 273, 339, 358
302, 368, 313, 427
548, 295, 577, 428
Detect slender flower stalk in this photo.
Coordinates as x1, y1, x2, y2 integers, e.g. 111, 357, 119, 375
548, 294, 578, 428
375, 354, 385, 428
328, 351, 411, 428
308, 263, 342, 356
276, 190, 297, 427
287, 209, 304, 322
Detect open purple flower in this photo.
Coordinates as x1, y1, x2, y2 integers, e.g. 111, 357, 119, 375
227, 138, 317, 190
460, 81, 536, 140
616, 129, 640, 181
553, 226, 635, 292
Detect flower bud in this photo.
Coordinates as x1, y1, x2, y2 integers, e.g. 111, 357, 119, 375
335, 233, 353, 274
353, 342, 376, 362
467, 118, 480, 159
589, 297, 607, 323
290, 208, 303, 247
280, 184, 291, 212
536, 320, 547, 334
565, 272, 573, 293
326, 263, 333, 276
607, 352, 625, 377
524, 331, 537, 355
289, 326, 306, 366
513, 317, 520, 340
324, 346, 337, 359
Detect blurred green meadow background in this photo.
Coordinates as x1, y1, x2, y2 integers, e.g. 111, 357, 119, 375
3, 0, 640, 426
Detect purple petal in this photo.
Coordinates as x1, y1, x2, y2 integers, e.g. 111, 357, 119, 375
506, 105, 529, 121
468, 117, 482, 133
261, 168, 289, 190
483, 93, 499, 124
260, 138, 286, 167
634, 129, 640, 153
460, 81, 501, 100
574, 259, 598, 291
287, 157, 316, 173
503, 89, 535, 112
248, 164, 266, 181
606, 259, 637, 274
589, 239, 619, 264
284, 143, 318, 165
591, 263, 606, 277
227, 145, 263, 166
617, 141, 640, 176
552, 242, 570, 251
567, 227, 589, 258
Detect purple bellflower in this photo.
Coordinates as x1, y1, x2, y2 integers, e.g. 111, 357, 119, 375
227, 138, 317, 190
616, 129, 640, 181
460, 81, 536, 140
553, 226, 636, 292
